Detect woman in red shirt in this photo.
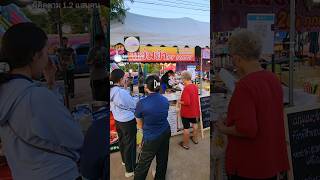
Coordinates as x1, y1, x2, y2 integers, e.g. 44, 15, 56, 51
179, 71, 200, 150
215, 29, 290, 180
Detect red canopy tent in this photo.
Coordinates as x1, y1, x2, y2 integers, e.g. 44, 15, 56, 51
160, 64, 176, 73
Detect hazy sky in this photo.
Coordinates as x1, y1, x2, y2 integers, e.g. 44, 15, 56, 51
124, 0, 210, 22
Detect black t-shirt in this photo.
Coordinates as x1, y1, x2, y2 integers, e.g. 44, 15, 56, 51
161, 74, 171, 88
57, 47, 75, 70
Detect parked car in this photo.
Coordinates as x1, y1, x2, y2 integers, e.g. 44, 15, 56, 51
73, 43, 90, 74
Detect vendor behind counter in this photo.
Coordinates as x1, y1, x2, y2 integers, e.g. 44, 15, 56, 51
161, 70, 175, 92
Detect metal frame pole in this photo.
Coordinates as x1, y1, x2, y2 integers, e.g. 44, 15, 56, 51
57, 8, 70, 109
289, 0, 295, 106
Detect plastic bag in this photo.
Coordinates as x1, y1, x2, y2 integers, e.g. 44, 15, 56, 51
211, 128, 228, 159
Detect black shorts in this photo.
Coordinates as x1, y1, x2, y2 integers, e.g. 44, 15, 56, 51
181, 117, 197, 129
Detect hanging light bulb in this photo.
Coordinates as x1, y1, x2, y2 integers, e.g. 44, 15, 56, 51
114, 52, 122, 63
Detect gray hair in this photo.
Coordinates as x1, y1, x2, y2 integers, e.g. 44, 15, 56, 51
181, 70, 192, 81
228, 29, 262, 60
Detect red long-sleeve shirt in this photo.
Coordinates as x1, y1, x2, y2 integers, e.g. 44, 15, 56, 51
226, 70, 290, 178
180, 84, 200, 118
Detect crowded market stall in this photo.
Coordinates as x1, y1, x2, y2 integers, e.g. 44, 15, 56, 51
110, 44, 211, 152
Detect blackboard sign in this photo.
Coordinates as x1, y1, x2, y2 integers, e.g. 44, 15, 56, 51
200, 96, 211, 129
287, 108, 320, 180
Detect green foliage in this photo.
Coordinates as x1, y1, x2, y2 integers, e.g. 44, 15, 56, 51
22, 8, 50, 33
110, 0, 133, 22
60, 9, 91, 34
22, 8, 91, 34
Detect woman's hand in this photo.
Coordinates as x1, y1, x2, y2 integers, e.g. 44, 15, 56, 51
43, 59, 57, 89
214, 120, 227, 133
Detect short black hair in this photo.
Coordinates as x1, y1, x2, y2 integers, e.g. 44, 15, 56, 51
62, 37, 68, 40
145, 75, 160, 93
110, 69, 125, 84
95, 34, 105, 41
167, 70, 174, 75
0, 22, 47, 85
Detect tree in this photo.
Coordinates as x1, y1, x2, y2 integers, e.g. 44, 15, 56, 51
110, 0, 134, 22
60, 8, 91, 34
22, 9, 50, 33
22, 7, 91, 34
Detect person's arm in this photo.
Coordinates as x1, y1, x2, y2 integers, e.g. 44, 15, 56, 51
71, 49, 76, 66
135, 101, 143, 130
216, 83, 258, 139
136, 118, 143, 129
43, 58, 57, 90
86, 48, 95, 65
215, 121, 246, 137
121, 89, 137, 110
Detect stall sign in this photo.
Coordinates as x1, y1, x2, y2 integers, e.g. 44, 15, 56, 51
124, 36, 140, 52
213, 0, 320, 32
128, 46, 195, 62
286, 107, 320, 180
202, 48, 210, 59
247, 14, 275, 55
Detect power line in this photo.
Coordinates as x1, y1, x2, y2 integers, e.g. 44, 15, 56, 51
127, 0, 210, 11
177, 0, 209, 6
191, 0, 210, 2
128, 6, 209, 17
155, 0, 209, 8
124, 2, 209, 19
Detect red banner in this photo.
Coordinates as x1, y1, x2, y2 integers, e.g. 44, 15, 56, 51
128, 46, 195, 62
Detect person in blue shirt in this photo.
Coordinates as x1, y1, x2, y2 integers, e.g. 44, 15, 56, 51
110, 69, 137, 178
134, 75, 171, 180
80, 108, 109, 180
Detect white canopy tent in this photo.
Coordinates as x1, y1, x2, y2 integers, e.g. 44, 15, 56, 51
110, 13, 210, 47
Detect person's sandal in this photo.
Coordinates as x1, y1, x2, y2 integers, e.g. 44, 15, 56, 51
179, 141, 189, 150
190, 136, 199, 144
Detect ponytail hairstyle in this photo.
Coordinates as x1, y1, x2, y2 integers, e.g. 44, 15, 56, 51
110, 68, 125, 88
145, 75, 161, 93
0, 22, 48, 85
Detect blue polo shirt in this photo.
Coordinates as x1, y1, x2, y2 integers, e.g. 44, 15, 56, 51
135, 93, 170, 141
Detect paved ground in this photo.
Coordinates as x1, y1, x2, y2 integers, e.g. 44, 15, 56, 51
111, 131, 210, 180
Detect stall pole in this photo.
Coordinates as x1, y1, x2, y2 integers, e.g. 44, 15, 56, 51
57, 8, 70, 109
272, 54, 275, 73
200, 57, 203, 96
199, 97, 204, 139
289, 0, 295, 106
